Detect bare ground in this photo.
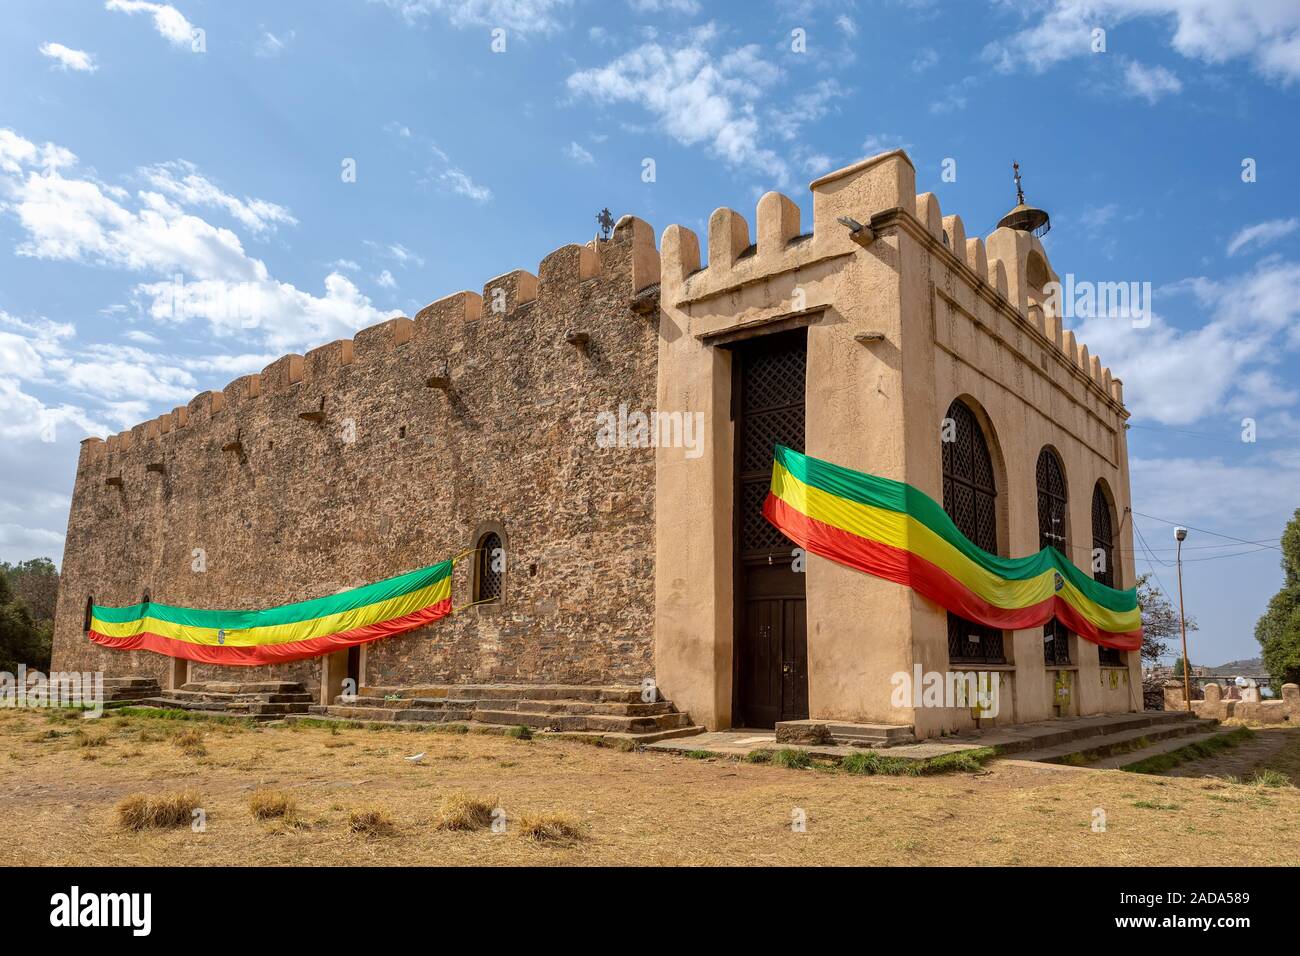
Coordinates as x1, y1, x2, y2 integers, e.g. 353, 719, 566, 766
1, 707, 1297, 866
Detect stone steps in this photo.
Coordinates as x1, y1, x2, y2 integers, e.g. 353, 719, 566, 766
308, 683, 693, 737
287, 713, 708, 746
966, 710, 1209, 758
101, 677, 162, 703
776, 719, 917, 748
168, 688, 313, 705
1010, 717, 1220, 765
131, 680, 313, 721
1087, 729, 1243, 770
362, 684, 650, 704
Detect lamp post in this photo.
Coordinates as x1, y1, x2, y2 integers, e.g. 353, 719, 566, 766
1175, 526, 1190, 712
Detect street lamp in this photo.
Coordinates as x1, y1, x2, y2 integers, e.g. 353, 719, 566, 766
1175, 526, 1191, 712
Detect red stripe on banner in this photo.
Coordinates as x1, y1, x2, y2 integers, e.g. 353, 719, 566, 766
87, 598, 453, 665
763, 494, 1141, 652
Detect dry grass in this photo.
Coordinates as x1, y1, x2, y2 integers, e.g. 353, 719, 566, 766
1, 707, 1298, 866
172, 728, 207, 757
516, 811, 588, 845
116, 790, 202, 831
347, 807, 396, 837
248, 788, 296, 820
433, 791, 496, 831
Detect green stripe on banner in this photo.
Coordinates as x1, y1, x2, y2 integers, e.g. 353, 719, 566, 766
91, 560, 453, 627
773, 445, 1138, 614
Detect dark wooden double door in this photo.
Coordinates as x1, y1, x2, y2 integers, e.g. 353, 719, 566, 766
732, 330, 808, 728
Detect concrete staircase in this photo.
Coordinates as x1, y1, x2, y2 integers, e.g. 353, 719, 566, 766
136, 681, 314, 721
776, 718, 916, 748
101, 676, 162, 705
976, 710, 1229, 768
290, 683, 703, 743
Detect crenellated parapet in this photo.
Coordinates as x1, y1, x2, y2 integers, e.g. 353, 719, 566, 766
76, 215, 661, 484
659, 148, 1125, 413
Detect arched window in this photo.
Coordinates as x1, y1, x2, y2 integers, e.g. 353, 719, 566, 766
141, 590, 151, 606
473, 531, 503, 605
943, 400, 1003, 663
1093, 482, 1123, 666
83, 595, 94, 634
1036, 448, 1071, 666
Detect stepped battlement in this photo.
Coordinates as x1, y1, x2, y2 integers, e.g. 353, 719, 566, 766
77, 215, 660, 474
660, 149, 1124, 409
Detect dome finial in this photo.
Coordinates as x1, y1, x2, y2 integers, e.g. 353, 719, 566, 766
997, 160, 1050, 237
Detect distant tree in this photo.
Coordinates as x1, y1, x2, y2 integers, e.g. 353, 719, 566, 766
0, 568, 52, 672
1135, 572, 1195, 665
1255, 508, 1300, 688
0, 557, 59, 624
1172, 656, 1187, 678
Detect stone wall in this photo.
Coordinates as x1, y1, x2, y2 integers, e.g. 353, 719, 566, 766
50, 218, 662, 701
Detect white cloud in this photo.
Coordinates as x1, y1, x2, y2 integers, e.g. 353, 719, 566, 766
255, 30, 293, 57
566, 25, 790, 183
911, 47, 938, 72
0, 128, 398, 351
437, 167, 493, 202
769, 79, 848, 142
384, 124, 494, 203
565, 141, 595, 164
140, 161, 297, 234
372, 0, 572, 34
1123, 59, 1183, 103
984, 0, 1300, 84
1227, 217, 1299, 256
630, 0, 700, 13
39, 42, 98, 72
105, 1, 196, 47
836, 15, 858, 37
861, 134, 913, 156
376, 269, 397, 288
364, 241, 426, 268
1072, 259, 1300, 425
0, 129, 77, 175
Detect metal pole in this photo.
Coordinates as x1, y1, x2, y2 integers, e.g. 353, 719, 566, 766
1176, 536, 1191, 712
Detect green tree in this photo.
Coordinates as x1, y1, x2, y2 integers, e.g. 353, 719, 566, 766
1255, 508, 1300, 687
1135, 572, 1195, 665
0, 557, 59, 624
0, 568, 52, 672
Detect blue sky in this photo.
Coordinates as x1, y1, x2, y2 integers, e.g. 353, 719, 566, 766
1, 0, 1298, 666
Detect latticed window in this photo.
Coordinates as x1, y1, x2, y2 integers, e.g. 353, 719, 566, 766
942, 400, 1004, 664
475, 532, 503, 604
1037, 449, 1071, 666
1093, 483, 1124, 666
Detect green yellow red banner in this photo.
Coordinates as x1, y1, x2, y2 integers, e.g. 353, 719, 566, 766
762, 445, 1142, 651
88, 560, 453, 665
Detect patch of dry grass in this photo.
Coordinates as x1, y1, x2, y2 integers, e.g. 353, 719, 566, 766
172, 728, 207, 757
116, 790, 202, 831
0, 708, 1297, 866
347, 807, 396, 837
74, 729, 108, 748
434, 791, 496, 831
516, 811, 588, 845
248, 788, 296, 820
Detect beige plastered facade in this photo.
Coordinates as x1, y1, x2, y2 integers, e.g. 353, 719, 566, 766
653, 149, 1142, 736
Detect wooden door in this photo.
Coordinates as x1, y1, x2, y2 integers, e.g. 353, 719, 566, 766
733, 330, 808, 728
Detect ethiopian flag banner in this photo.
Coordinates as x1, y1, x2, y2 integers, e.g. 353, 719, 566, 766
762, 446, 1142, 651
88, 560, 453, 665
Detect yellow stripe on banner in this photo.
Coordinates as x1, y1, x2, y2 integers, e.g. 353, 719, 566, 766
771, 461, 1142, 633
90, 577, 452, 647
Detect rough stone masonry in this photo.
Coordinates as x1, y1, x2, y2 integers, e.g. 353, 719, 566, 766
51, 216, 663, 702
